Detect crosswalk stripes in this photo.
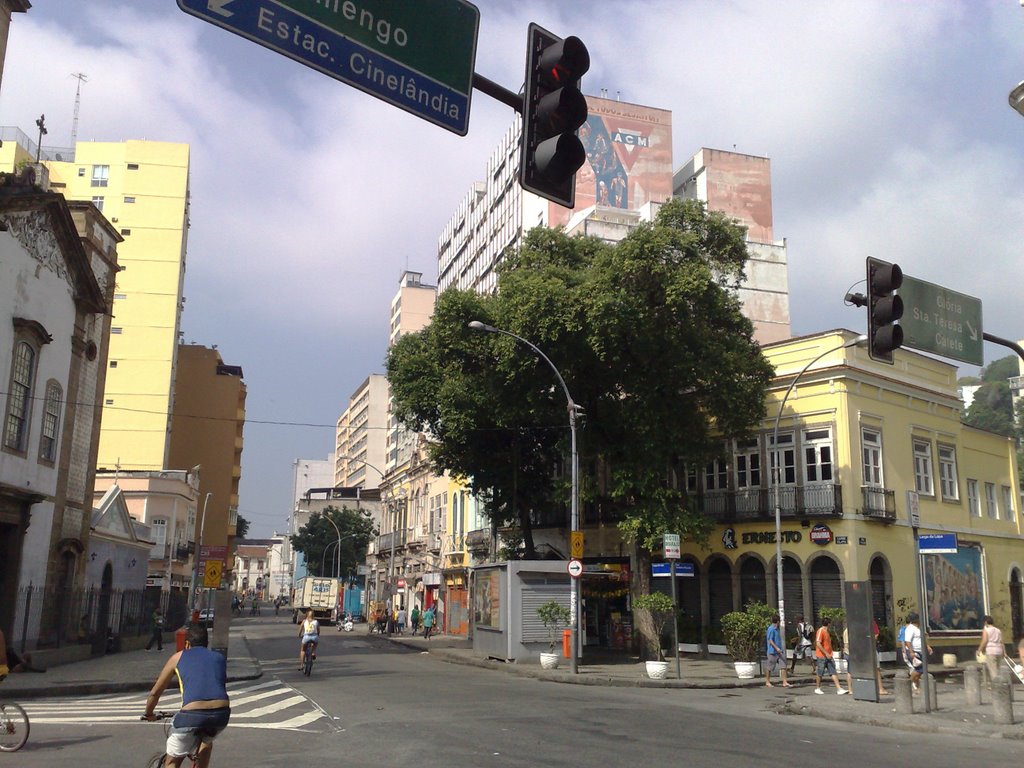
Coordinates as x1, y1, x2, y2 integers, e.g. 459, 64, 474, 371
22, 678, 331, 732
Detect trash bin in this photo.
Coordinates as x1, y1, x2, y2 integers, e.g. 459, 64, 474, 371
176, 626, 188, 652
562, 629, 573, 658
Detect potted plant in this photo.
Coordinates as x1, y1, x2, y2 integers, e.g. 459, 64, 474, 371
721, 601, 774, 678
536, 600, 571, 669
633, 591, 676, 679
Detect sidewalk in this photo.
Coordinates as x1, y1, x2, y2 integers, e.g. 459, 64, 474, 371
2, 628, 261, 700
384, 631, 1024, 740
7, 625, 1024, 741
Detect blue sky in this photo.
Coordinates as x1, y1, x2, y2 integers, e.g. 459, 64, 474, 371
2, 1, 1022, 537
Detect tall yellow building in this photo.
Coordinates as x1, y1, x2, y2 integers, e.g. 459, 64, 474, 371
42, 140, 191, 472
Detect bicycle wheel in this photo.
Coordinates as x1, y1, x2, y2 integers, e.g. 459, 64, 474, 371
0, 702, 29, 752
146, 752, 168, 768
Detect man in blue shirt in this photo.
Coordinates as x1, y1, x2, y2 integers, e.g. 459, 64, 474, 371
765, 614, 793, 687
144, 625, 230, 768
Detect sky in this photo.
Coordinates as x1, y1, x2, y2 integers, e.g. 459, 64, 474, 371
1, 1, 1022, 538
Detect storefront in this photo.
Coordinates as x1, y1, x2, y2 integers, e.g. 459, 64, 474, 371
581, 559, 631, 650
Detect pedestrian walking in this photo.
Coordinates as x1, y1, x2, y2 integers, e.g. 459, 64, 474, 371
790, 614, 814, 673
145, 608, 164, 651
902, 612, 932, 693
873, 618, 889, 695
422, 605, 435, 640
976, 614, 1004, 686
411, 605, 421, 636
765, 614, 793, 688
813, 616, 848, 695
397, 606, 407, 635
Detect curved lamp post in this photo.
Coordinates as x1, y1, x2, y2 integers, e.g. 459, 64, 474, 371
771, 334, 866, 632
468, 320, 582, 674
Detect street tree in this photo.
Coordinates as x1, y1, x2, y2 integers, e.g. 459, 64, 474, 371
235, 514, 250, 539
290, 506, 375, 579
387, 199, 773, 657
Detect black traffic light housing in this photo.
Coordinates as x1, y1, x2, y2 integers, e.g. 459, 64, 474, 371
866, 257, 904, 363
520, 23, 590, 208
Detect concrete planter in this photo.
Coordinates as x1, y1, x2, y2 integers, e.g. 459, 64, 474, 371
734, 661, 759, 679
645, 660, 670, 679
539, 652, 561, 670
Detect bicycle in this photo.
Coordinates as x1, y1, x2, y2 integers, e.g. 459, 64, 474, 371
142, 711, 216, 768
0, 700, 29, 752
302, 638, 315, 677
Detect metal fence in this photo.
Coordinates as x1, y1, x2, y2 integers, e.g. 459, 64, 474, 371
11, 585, 188, 654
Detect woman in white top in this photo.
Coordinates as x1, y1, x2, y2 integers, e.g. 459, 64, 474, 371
298, 610, 320, 671
976, 614, 1003, 685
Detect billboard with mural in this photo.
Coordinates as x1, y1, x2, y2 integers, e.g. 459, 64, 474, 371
548, 95, 673, 226
923, 543, 984, 632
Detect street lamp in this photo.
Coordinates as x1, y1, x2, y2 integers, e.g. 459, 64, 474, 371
468, 320, 583, 674
321, 533, 363, 578
1010, 81, 1024, 117
771, 334, 866, 633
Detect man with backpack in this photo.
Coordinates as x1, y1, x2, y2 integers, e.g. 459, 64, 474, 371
790, 614, 814, 673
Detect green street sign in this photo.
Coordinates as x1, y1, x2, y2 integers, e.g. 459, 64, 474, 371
898, 274, 983, 365
178, 0, 479, 135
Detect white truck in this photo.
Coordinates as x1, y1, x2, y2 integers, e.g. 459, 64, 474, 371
292, 576, 339, 625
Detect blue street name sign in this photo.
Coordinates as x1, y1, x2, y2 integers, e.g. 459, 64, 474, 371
918, 532, 958, 554
652, 562, 695, 577
177, 0, 479, 135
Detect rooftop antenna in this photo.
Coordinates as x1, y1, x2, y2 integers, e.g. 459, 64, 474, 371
34, 114, 47, 163
70, 72, 88, 146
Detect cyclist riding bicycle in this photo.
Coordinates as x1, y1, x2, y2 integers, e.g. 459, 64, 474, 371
298, 610, 319, 671
143, 624, 230, 768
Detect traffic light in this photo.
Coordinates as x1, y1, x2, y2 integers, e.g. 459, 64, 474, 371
866, 257, 904, 363
519, 23, 590, 208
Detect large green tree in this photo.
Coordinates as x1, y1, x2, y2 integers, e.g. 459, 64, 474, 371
963, 355, 1018, 438
290, 506, 375, 579
387, 199, 774, 657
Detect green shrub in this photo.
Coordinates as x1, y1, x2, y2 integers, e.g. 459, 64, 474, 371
634, 591, 677, 661
536, 600, 571, 653
721, 601, 775, 662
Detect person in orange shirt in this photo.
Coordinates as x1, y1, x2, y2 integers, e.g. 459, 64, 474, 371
813, 616, 848, 695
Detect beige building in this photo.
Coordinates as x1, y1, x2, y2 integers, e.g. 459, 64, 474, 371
93, 469, 199, 598
167, 345, 246, 559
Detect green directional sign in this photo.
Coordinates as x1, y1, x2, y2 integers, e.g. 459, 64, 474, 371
178, 0, 479, 135
898, 275, 983, 365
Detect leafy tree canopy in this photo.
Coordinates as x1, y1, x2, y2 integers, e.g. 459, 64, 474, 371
387, 198, 773, 560
289, 506, 375, 579
235, 514, 250, 539
963, 355, 1019, 438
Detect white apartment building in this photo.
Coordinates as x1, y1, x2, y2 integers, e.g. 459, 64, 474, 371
436, 95, 791, 344
335, 374, 389, 488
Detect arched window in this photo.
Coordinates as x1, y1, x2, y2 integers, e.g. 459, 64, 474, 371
39, 380, 63, 462
4, 341, 37, 452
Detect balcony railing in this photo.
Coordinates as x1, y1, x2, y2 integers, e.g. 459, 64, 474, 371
376, 529, 408, 553
699, 483, 844, 522
860, 485, 896, 520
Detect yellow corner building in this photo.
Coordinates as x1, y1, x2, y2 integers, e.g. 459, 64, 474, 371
659, 330, 1021, 655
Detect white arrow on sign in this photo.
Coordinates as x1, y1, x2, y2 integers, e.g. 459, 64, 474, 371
208, 0, 234, 17
966, 321, 978, 341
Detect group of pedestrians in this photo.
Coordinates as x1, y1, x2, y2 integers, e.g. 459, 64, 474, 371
766, 610, 1024, 697
764, 612, 888, 695
370, 604, 437, 638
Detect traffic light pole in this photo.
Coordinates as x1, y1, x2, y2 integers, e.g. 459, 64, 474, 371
472, 73, 523, 113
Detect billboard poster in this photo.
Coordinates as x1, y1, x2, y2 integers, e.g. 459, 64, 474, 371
923, 543, 984, 631
474, 569, 501, 629
548, 95, 673, 226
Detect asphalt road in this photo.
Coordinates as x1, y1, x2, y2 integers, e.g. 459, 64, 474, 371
14, 616, 1017, 767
